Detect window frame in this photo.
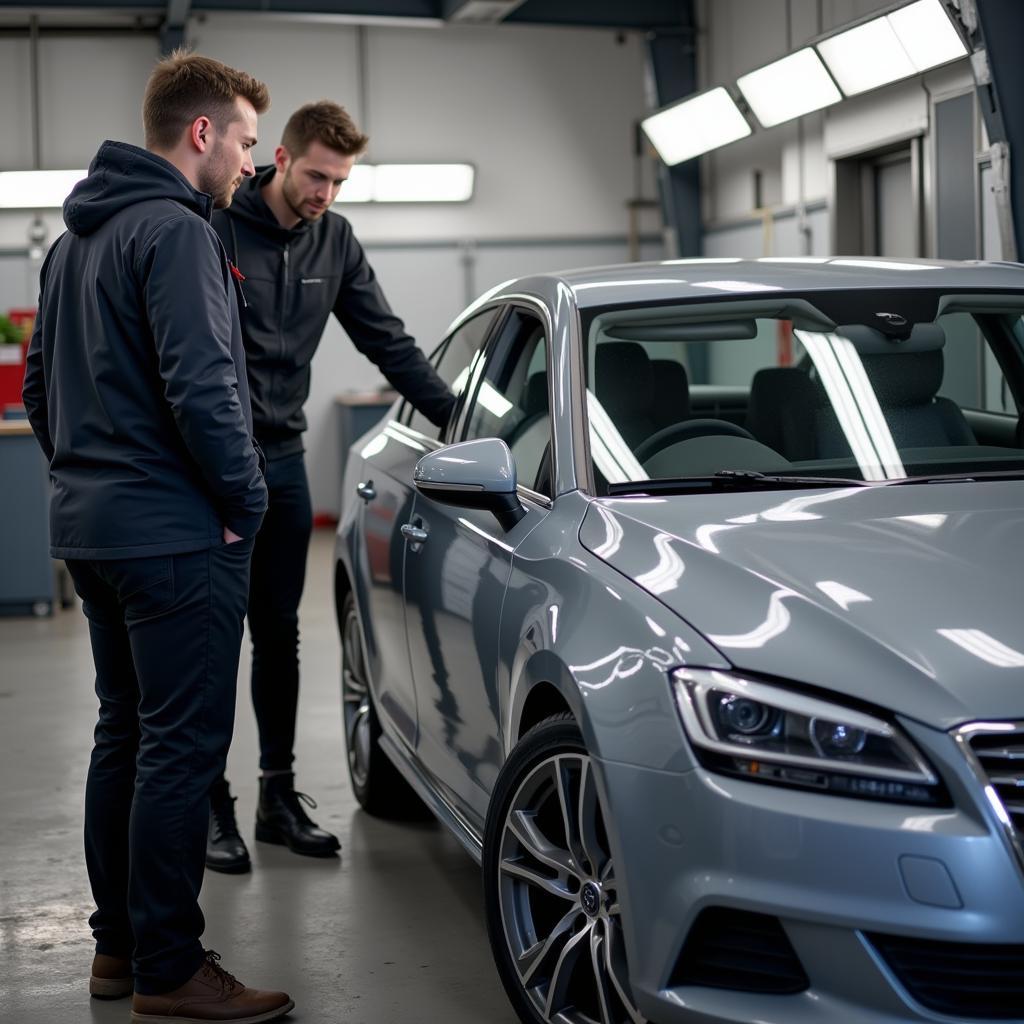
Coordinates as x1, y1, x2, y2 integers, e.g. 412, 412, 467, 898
458, 302, 555, 507
399, 305, 506, 442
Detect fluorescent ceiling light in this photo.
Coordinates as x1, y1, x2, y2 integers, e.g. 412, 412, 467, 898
338, 164, 375, 203
336, 163, 473, 203
641, 87, 751, 166
818, 18, 916, 95
737, 48, 841, 128
377, 164, 473, 202
0, 169, 86, 208
818, 0, 967, 96
888, 0, 967, 72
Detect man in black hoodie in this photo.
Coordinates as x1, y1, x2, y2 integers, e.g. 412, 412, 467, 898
23, 53, 293, 1023
205, 101, 454, 872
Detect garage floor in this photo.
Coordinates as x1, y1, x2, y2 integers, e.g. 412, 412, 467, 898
0, 529, 518, 1024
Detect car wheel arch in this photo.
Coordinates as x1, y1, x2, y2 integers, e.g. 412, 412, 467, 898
506, 649, 587, 756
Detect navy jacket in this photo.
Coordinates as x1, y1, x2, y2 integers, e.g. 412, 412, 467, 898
212, 168, 455, 459
23, 141, 267, 559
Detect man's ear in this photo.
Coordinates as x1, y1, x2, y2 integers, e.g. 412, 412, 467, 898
274, 145, 291, 173
190, 116, 214, 153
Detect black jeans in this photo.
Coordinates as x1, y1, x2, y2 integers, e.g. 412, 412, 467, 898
66, 540, 253, 994
247, 451, 313, 772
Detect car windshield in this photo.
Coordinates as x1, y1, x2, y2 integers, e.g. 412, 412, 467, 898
581, 290, 1024, 494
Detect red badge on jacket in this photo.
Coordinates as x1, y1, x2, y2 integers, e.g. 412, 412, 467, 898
229, 262, 246, 283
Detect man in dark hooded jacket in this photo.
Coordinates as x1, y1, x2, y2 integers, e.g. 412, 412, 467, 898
204, 100, 454, 872
22, 52, 293, 1022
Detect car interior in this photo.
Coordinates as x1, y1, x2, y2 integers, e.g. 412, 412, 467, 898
584, 297, 1024, 492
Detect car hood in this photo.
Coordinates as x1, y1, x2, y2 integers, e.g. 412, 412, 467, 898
580, 481, 1024, 728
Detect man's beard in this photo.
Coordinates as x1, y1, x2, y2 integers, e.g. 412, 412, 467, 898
281, 166, 326, 222
198, 140, 240, 209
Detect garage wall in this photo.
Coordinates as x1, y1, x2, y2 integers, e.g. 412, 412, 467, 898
696, 0, 991, 264
0, 18, 663, 514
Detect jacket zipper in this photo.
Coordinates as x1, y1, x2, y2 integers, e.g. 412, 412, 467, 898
274, 243, 290, 425
280, 244, 290, 360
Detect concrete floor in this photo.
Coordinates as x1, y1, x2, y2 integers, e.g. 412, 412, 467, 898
0, 529, 519, 1024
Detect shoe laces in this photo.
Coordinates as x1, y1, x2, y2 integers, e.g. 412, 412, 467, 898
200, 950, 240, 992
284, 788, 318, 826
210, 795, 241, 841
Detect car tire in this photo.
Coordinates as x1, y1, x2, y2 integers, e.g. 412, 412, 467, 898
483, 713, 646, 1024
340, 591, 430, 820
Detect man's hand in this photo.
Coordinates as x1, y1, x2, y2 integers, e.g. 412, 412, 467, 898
223, 526, 244, 545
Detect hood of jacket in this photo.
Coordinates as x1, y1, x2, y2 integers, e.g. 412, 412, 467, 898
63, 141, 213, 237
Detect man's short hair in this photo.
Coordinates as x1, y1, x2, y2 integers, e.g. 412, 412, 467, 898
281, 101, 369, 159
143, 50, 270, 151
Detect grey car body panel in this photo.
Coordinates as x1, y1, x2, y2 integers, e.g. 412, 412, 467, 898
338, 259, 1024, 1024
580, 484, 1024, 728
500, 491, 728, 775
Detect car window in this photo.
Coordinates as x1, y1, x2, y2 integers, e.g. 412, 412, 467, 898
937, 312, 1016, 415
464, 310, 551, 497
407, 309, 499, 440
581, 296, 1024, 492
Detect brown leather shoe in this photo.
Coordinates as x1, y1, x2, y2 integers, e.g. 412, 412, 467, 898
90, 952, 133, 999
130, 950, 293, 1023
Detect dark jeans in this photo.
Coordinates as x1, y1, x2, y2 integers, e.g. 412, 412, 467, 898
66, 540, 253, 994
247, 451, 313, 772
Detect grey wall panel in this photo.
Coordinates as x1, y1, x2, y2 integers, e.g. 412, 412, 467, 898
935, 93, 978, 260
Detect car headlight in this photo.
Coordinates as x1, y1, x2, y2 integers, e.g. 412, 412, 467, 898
672, 668, 945, 805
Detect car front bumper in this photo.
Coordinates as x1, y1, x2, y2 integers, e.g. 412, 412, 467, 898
596, 718, 1024, 1024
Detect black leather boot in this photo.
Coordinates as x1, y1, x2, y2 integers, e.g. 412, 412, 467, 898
254, 773, 341, 857
206, 779, 251, 874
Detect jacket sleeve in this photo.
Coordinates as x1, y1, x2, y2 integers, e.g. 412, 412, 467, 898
22, 252, 53, 462
332, 234, 456, 428
140, 215, 267, 539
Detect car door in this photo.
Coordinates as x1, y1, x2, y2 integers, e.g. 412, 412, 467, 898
357, 308, 499, 750
402, 306, 554, 827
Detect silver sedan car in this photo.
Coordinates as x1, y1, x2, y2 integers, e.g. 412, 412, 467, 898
334, 258, 1024, 1024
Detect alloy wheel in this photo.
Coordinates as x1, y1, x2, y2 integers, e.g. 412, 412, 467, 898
341, 603, 372, 791
497, 752, 645, 1024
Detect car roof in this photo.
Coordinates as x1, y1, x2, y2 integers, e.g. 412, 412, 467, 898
486, 257, 1024, 311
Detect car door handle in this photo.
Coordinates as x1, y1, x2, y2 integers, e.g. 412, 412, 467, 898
356, 480, 376, 502
400, 523, 429, 545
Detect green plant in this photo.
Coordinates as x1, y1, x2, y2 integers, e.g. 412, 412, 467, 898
0, 315, 22, 344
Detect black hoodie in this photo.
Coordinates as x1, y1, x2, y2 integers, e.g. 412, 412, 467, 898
22, 141, 267, 559
212, 168, 455, 459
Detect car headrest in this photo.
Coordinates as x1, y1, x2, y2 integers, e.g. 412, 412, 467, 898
861, 349, 945, 406
651, 359, 691, 425
595, 342, 654, 419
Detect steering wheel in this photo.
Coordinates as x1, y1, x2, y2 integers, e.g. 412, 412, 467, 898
635, 418, 757, 462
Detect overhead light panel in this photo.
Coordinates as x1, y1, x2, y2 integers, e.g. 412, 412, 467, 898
818, 0, 967, 96
641, 87, 751, 166
737, 48, 841, 128
338, 164, 375, 203
0, 169, 86, 208
374, 163, 474, 202
336, 163, 474, 203
818, 18, 916, 95
887, 0, 967, 73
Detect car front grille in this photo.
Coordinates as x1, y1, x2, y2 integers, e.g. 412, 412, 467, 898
670, 907, 809, 994
968, 727, 1024, 834
956, 722, 1024, 869
867, 932, 1024, 1019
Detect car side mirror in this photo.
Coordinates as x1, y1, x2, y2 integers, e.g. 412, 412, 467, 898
414, 438, 527, 531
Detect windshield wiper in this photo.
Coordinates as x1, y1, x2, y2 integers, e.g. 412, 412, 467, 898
606, 470, 875, 496
884, 468, 1024, 486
